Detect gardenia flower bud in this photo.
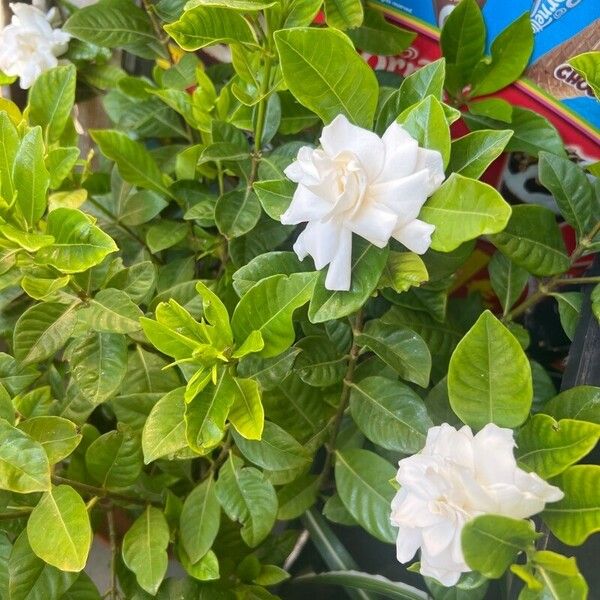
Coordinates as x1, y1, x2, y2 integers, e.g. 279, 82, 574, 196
391, 423, 564, 587
0, 2, 71, 89
280, 114, 444, 291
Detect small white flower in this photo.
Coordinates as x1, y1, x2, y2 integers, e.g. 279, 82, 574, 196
0, 2, 71, 89
391, 423, 564, 587
280, 114, 444, 291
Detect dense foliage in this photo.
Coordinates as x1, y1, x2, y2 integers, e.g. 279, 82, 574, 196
0, 0, 598, 598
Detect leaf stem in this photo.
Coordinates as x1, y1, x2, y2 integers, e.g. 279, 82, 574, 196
107, 507, 118, 600
317, 309, 364, 490
51, 475, 162, 507
0, 508, 32, 520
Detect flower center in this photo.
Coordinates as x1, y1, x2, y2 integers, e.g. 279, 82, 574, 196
331, 152, 368, 217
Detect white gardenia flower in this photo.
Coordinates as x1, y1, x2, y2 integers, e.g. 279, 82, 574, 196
280, 114, 444, 291
0, 2, 71, 89
391, 423, 564, 587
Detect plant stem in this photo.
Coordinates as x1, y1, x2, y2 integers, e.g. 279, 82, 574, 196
554, 275, 600, 286
141, 0, 173, 64
51, 475, 162, 507
317, 309, 364, 490
0, 508, 32, 520
107, 508, 118, 600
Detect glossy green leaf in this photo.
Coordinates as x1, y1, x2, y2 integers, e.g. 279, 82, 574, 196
461, 515, 536, 579
146, 220, 189, 253
85, 428, 143, 488
524, 551, 588, 600
309, 240, 388, 323
84, 289, 143, 334
232, 273, 317, 357
122, 506, 170, 595
165, 6, 256, 50
91, 130, 170, 195
28, 65, 76, 144
350, 376, 432, 453
470, 13, 533, 96
542, 465, 600, 545
553, 292, 582, 341
233, 421, 310, 471
13, 127, 49, 227
277, 475, 319, 520
253, 179, 294, 221
27, 485, 91, 572
0, 111, 18, 201
0, 418, 50, 492
46, 147, 80, 189
543, 386, 600, 425
335, 449, 396, 543
538, 151, 595, 237
294, 335, 346, 387
347, 8, 414, 55
489, 205, 570, 276
119, 190, 168, 226
215, 455, 278, 547
215, 189, 261, 238
448, 310, 532, 428
18, 417, 81, 464
356, 321, 431, 388
71, 333, 127, 404
35, 208, 118, 273
228, 376, 264, 440
142, 388, 188, 463
488, 251, 529, 315
421, 174, 511, 252
105, 261, 156, 304
448, 130, 512, 179
57, 572, 101, 600
324, 0, 363, 30
237, 348, 301, 391
569, 51, 600, 97
14, 301, 80, 365
275, 28, 379, 128
180, 477, 220, 564
516, 414, 599, 479
378, 251, 428, 293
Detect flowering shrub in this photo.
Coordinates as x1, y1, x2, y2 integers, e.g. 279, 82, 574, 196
0, 0, 598, 598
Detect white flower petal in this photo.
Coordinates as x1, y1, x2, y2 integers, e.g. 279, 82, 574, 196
415, 148, 446, 195
324, 227, 352, 291
320, 114, 384, 181
292, 220, 339, 270
394, 525, 421, 563
393, 219, 435, 254
280, 184, 332, 225
420, 552, 464, 587
380, 122, 419, 182
369, 170, 429, 222
346, 203, 398, 248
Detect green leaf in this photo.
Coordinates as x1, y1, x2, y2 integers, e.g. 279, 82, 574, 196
28, 65, 76, 144
275, 28, 379, 128
165, 6, 256, 50
356, 321, 431, 388
90, 130, 170, 196
185, 369, 234, 452
488, 251, 529, 315
538, 151, 595, 237
516, 414, 599, 479
447, 130, 512, 179
233, 421, 310, 471
553, 292, 582, 341
14, 301, 80, 365
324, 0, 363, 30
142, 388, 188, 463
525, 551, 588, 600
237, 348, 300, 391
85, 428, 143, 488
378, 251, 428, 293
461, 515, 536, 579
543, 386, 600, 425
282, 0, 322, 28
0, 418, 50, 492
253, 179, 294, 221
35, 208, 118, 273
18, 417, 81, 464
58, 572, 101, 600
106, 261, 156, 304
569, 51, 600, 97
323, 493, 358, 526
294, 335, 346, 387
349, 376, 432, 453
295, 570, 429, 600
277, 474, 319, 520
421, 174, 512, 252
440, 0, 485, 95
180, 477, 220, 564
0, 111, 18, 201
448, 310, 532, 428
71, 333, 127, 404
335, 449, 396, 543
46, 147, 80, 189
232, 273, 317, 357
228, 376, 264, 440
347, 8, 414, 55
122, 506, 170, 595
146, 220, 189, 253
186, 0, 276, 9
542, 465, 600, 545
8, 532, 76, 600
309, 240, 388, 323
215, 455, 278, 547
215, 189, 261, 238
470, 13, 533, 96
64, 0, 160, 58
397, 58, 445, 115
119, 190, 168, 226
489, 205, 570, 276
27, 485, 91, 572
398, 95, 450, 166
13, 127, 50, 227
84, 289, 143, 334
